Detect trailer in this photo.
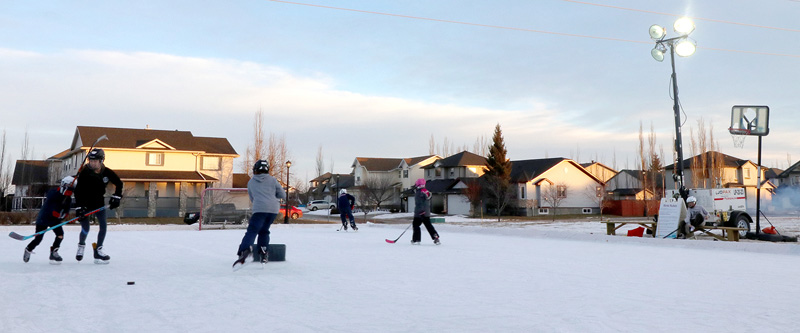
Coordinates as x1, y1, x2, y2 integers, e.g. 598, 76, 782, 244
665, 188, 753, 238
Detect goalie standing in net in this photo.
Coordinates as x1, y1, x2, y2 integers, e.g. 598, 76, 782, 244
233, 160, 286, 267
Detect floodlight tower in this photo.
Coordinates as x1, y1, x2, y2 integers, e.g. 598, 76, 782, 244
649, 17, 697, 200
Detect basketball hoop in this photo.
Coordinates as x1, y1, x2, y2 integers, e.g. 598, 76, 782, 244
729, 127, 750, 148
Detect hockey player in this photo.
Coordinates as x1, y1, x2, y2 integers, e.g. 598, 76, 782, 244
677, 196, 710, 239
337, 189, 357, 231
233, 160, 286, 269
411, 178, 440, 245
74, 148, 123, 264
22, 176, 77, 264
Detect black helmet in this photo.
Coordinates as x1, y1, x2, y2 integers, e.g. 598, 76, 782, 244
253, 160, 269, 174
87, 149, 105, 161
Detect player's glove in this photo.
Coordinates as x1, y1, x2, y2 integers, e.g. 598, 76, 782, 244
109, 195, 122, 210
75, 207, 86, 218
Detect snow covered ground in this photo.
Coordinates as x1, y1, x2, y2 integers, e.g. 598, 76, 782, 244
3, 215, 800, 332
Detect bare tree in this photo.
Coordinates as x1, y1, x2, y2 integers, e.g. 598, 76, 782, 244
462, 180, 483, 218
243, 109, 266, 175
0, 129, 9, 197
429, 134, 435, 155
315, 145, 324, 178
585, 184, 612, 221
361, 175, 396, 212
541, 181, 569, 221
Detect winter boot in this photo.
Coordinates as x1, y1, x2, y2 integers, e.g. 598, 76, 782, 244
433, 236, 441, 245
92, 243, 110, 264
232, 246, 253, 270
76, 244, 85, 261
259, 246, 268, 264
50, 246, 63, 265
23, 248, 33, 263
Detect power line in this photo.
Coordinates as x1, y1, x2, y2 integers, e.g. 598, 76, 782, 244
266, 0, 800, 58
560, 0, 800, 33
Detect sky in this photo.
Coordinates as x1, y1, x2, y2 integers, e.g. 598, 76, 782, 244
3, 219, 800, 332
2, 0, 800, 183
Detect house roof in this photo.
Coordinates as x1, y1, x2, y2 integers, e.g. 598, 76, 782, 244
113, 170, 217, 182
354, 157, 404, 172
614, 169, 665, 185
404, 155, 439, 167
664, 151, 749, 170
310, 172, 332, 183
12, 160, 50, 185
777, 160, 800, 178
73, 126, 238, 155
765, 168, 783, 179
509, 157, 566, 182
423, 151, 487, 169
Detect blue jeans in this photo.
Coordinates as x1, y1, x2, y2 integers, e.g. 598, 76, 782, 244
79, 209, 107, 247
238, 212, 277, 255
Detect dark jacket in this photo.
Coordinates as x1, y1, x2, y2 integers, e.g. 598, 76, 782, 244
75, 166, 123, 210
36, 188, 72, 227
338, 193, 356, 214
414, 187, 431, 218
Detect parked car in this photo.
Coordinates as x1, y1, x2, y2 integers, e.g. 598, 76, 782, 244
279, 206, 303, 219
307, 200, 336, 211
204, 203, 250, 224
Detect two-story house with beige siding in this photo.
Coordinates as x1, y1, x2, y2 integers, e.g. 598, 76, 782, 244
52, 126, 238, 218
351, 155, 439, 211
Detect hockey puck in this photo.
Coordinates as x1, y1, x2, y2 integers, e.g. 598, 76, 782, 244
127, 281, 135, 285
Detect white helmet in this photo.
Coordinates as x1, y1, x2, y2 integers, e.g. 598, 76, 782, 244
686, 196, 697, 203
60, 175, 77, 195
339, 189, 347, 195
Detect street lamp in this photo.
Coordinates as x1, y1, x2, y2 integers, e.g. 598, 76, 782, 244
649, 17, 696, 200
284, 160, 291, 224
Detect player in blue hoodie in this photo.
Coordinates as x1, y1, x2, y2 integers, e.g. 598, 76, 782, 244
23, 176, 77, 264
233, 160, 286, 268
337, 189, 357, 231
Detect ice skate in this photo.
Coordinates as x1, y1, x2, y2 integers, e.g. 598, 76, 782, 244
23, 248, 33, 263
433, 236, 440, 245
232, 246, 253, 271
76, 244, 85, 261
351, 223, 358, 231
259, 246, 268, 265
50, 246, 63, 265
411, 240, 420, 245
92, 243, 110, 264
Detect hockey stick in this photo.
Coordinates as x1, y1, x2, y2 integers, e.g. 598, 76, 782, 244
8, 207, 105, 241
385, 222, 413, 243
60, 134, 109, 206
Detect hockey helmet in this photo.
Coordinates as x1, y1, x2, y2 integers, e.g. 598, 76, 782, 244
686, 196, 697, 204
415, 178, 426, 188
253, 160, 270, 174
87, 148, 105, 161
339, 189, 347, 195
60, 175, 77, 195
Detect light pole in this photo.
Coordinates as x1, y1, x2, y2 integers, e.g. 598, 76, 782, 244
284, 160, 291, 224
649, 17, 696, 201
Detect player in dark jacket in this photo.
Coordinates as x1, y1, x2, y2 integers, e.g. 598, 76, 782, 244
337, 189, 357, 231
74, 148, 123, 264
412, 178, 439, 245
23, 176, 77, 264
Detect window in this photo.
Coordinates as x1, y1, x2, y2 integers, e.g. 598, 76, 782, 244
538, 208, 549, 215
520, 184, 526, 199
744, 169, 751, 179
557, 185, 567, 198
435, 168, 442, 177
596, 186, 603, 198
582, 208, 592, 214
146, 152, 164, 166
201, 156, 220, 170
403, 170, 408, 178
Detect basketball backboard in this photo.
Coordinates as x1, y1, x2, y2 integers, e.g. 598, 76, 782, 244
729, 105, 769, 136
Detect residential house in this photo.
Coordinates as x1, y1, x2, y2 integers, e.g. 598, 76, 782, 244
11, 160, 50, 209
353, 155, 439, 211
419, 151, 486, 215
49, 126, 239, 217
606, 170, 664, 200
580, 161, 617, 183
665, 151, 775, 213
509, 157, 604, 216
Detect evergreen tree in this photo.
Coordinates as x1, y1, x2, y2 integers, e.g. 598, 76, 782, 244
484, 124, 513, 220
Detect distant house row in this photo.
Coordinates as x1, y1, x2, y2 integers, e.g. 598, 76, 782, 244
10, 125, 790, 217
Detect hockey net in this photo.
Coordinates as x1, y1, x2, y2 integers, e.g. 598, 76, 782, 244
197, 188, 251, 230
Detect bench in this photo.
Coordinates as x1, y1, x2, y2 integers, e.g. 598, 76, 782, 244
602, 220, 657, 237
691, 226, 746, 242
